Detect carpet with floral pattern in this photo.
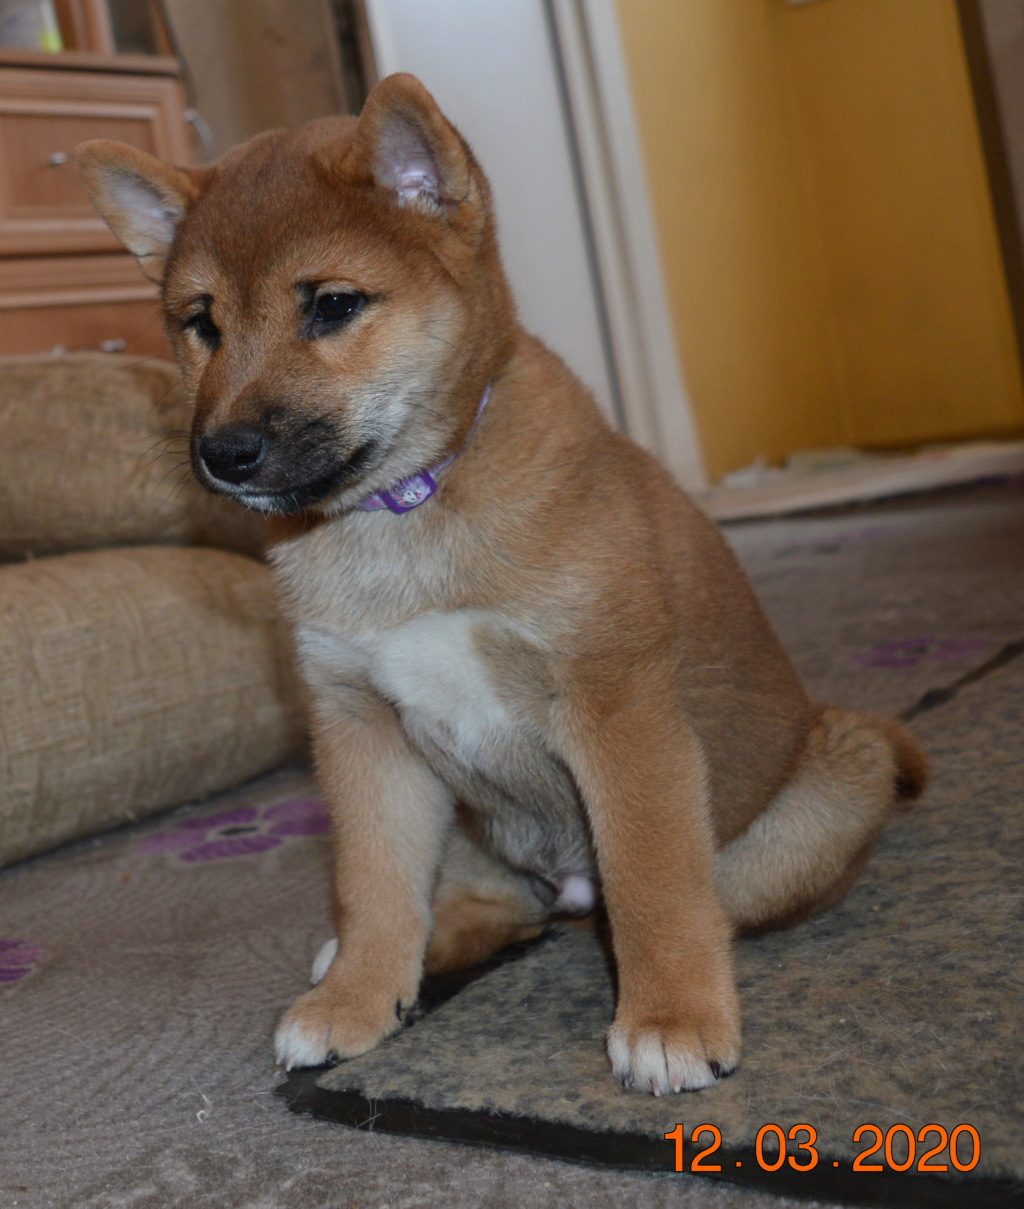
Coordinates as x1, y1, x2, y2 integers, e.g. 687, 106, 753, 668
3, 482, 1024, 1209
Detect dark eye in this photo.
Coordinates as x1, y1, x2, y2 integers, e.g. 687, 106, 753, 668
312, 291, 366, 329
184, 307, 220, 349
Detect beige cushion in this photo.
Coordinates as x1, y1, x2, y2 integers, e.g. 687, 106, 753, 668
0, 352, 265, 559
0, 546, 306, 867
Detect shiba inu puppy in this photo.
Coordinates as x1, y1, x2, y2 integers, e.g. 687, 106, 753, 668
77, 73, 926, 1095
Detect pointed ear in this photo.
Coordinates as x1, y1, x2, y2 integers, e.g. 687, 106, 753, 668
75, 140, 200, 282
339, 74, 488, 235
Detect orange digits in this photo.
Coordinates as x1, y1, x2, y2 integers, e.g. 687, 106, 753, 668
788, 1124, 819, 1171
663, 1124, 723, 1173
756, 1124, 787, 1172
665, 1121, 980, 1175
884, 1124, 915, 1172
852, 1124, 884, 1172
690, 1125, 723, 1172
664, 1124, 684, 1173
950, 1124, 981, 1172
917, 1125, 948, 1172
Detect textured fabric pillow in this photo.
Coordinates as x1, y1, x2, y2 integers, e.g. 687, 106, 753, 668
0, 352, 266, 560
0, 546, 306, 867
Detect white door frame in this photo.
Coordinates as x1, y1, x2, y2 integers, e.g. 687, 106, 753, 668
546, 0, 706, 490
363, 0, 706, 490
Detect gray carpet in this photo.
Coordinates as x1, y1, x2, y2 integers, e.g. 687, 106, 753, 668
304, 650, 1023, 1204
0, 769, 839, 1209
725, 482, 1024, 716
4, 481, 1024, 1208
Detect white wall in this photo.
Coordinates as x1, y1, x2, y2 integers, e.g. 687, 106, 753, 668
363, 0, 620, 422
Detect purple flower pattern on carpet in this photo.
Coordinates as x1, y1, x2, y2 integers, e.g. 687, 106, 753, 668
0, 939, 43, 984
136, 798, 329, 862
853, 636, 994, 670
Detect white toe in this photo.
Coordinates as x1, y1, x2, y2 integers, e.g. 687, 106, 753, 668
274, 1016, 331, 1070
607, 1024, 719, 1094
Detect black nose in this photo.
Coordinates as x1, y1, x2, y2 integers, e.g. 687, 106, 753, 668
198, 425, 267, 485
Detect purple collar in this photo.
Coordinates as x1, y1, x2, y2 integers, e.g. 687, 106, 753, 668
356, 384, 491, 514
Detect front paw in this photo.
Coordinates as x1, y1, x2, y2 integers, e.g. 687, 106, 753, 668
607, 1010, 741, 1095
274, 975, 410, 1070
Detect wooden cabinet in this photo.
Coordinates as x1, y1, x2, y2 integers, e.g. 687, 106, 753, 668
0, 49, 192, 357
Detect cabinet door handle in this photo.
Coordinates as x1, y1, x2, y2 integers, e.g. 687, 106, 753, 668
47, 151, 70, 166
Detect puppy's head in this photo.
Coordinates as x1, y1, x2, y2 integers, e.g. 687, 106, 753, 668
76, 74, 514, 514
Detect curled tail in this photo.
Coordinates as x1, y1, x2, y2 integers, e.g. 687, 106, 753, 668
715, 706, 927, 933
873, 713, 929, 805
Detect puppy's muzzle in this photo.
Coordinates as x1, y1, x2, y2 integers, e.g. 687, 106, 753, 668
198, 424, 267, 486
193, 416, 382, 513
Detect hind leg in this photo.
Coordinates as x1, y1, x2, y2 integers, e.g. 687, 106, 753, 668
715, 706, 927, 932
424, 825, 551, 974
310, 824, 551, 987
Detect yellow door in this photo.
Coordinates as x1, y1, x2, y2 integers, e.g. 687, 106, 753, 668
616, 0, 1024, 482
